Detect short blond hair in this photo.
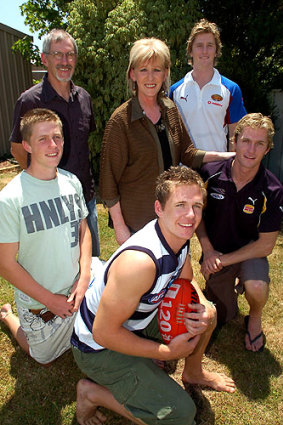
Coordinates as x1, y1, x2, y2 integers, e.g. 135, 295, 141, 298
20, 108, 63, 143
156, 166, 206, 208
187, 19, 222, 65
233, 113, 275, 149
127, 38, 171, 96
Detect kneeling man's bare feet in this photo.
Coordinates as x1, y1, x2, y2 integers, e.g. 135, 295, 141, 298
182, 370, 236, 393
76, 379, 107, 425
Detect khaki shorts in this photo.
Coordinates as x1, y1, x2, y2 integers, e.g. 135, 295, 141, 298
17, 303, 76, 364
72, 317, 196, 425
205, 257, 269, 325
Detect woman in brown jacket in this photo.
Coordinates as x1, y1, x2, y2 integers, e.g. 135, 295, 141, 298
99, 38, 234, 245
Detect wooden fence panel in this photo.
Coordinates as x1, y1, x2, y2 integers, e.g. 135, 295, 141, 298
0, 23, 32, 157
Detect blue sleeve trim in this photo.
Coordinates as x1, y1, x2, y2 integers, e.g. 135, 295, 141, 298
169, 77, 185, 99
220, 75, 247, 123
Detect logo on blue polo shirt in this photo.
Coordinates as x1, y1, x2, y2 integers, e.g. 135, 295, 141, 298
180, 95, 189, 102
211, 94, 223, 101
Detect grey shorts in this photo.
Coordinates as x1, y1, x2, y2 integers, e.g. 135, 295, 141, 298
72, 316, 196, 425
17, 303, 76, 364
205, 257, 269, 325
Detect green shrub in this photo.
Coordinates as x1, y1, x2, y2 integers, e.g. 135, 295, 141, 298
67, 0, 200, 179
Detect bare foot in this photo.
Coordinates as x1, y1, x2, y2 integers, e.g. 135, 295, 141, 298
0, 304, 13, 322
151, 359, 178, 374
182, 370, 236, 393
76, 379, 107, 425
152, 359, 165, 369
244, 315, 265, 352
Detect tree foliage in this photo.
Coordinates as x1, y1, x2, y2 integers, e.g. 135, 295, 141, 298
13, 35, 41, 64
20, 0, 71, 36
197, 0, 283, 115
16, 0, 282, 175
67, 0, 200, 176
14, 0, 72, 65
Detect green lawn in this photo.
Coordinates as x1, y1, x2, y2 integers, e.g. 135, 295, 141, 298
0, 172, 282, 425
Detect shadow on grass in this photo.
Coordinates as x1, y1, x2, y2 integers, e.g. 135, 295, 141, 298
0, 326, 145, 425
183, 384, 215, 425
206, 315, 282, 400
0, 330, 82, 425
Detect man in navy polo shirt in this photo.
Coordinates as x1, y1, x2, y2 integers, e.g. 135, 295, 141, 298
10, 29, 100, 257
197, 113, 283, 352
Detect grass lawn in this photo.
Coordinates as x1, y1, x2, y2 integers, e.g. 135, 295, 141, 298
0, 171, 282, 425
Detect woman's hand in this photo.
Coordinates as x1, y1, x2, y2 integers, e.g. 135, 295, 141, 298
109, 202, 132, 245
114, 223, 131, 245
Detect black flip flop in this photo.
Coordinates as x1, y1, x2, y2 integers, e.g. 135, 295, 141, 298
244, 315, 266, 352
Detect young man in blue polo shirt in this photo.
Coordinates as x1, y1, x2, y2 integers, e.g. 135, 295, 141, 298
197, 113, 283, 352
169, 19, 246, 152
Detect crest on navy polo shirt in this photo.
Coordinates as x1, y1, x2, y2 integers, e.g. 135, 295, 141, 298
211, 193, 224, 200
243, 197, 259, 214
210, 186, 225, 200
243, 204, 254, 214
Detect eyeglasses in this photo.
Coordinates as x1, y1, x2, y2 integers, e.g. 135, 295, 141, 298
45, 51, 77, 61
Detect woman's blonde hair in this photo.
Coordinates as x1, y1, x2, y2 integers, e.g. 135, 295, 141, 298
126, 38, 171, 96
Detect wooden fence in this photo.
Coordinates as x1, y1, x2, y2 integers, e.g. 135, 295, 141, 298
0, 23, 32, 157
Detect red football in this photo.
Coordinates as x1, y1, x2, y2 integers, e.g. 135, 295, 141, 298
158, 278, 199, 344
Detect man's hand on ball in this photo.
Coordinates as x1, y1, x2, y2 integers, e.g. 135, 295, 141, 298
184, 303, 211, 336
163, 332, 200, 360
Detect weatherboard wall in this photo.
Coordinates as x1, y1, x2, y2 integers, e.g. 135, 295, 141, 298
0, 23, 32, 157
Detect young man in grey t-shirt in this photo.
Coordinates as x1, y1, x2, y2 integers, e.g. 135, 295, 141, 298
0, 108, 91, 365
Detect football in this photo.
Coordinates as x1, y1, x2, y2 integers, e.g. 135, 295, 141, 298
158, 278, 199, 344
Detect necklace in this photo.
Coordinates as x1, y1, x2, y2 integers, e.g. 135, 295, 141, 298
142, 106, 162, 127
155, 117, 166, 133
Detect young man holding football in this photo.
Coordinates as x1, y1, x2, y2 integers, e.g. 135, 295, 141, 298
71, 166, 235, 425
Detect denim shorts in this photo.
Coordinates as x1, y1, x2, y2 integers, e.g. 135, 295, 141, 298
86, 197, 100, 257
17, 303, 76, 364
